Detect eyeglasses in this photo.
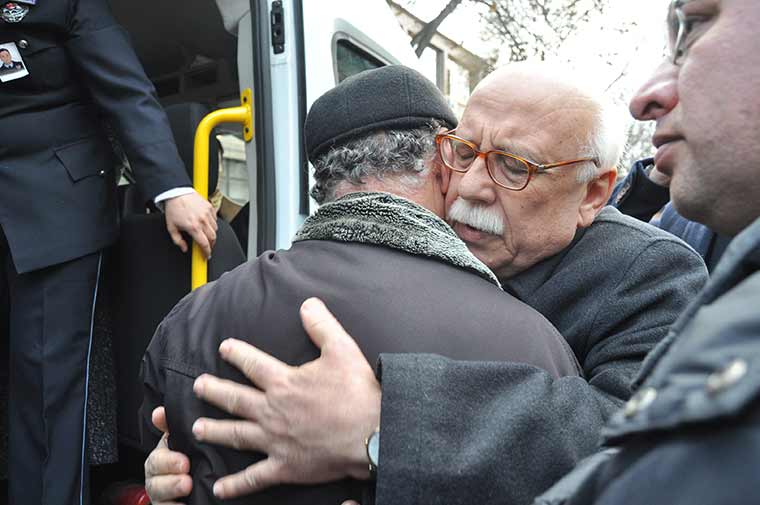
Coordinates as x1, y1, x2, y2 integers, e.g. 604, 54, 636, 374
668, 0, 704, 65
435, 130, 598, 192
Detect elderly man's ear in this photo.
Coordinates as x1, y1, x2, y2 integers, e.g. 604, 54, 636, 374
437, 157, 451, 195
577, 169, 618, 228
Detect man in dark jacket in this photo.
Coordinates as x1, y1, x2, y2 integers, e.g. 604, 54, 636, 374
0, 1, 217, 504
534, 0, 760, 502
145, 64, 707, 505
141, 65, 581, 505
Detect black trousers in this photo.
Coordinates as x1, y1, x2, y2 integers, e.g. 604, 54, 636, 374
1, 226, 101, 505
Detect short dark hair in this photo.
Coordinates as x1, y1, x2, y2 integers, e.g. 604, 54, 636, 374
0, 48, 10, 55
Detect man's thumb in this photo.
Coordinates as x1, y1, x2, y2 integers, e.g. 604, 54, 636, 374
300, 298, 356, 352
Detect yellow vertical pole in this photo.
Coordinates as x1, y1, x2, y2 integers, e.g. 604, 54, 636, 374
191, 89, 253, 290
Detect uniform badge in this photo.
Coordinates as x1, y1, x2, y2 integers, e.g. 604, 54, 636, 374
0, 41, 29, 82
1, 2, 30, 23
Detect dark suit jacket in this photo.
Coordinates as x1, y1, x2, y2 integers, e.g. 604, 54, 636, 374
141, 238, 582, 505
0, 0, 190, 273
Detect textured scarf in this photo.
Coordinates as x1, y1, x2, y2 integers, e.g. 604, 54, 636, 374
294, 192, 500, 288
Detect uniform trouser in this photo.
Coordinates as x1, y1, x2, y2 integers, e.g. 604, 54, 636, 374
1, 226, 101, 505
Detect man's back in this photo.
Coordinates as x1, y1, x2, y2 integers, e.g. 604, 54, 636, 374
141, 194, 580, 505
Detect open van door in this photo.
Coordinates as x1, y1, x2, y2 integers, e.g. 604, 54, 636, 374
236, 0, 423, 254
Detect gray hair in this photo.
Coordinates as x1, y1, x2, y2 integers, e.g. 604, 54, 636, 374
575, 97, 628, 184
310, 121, 442, 204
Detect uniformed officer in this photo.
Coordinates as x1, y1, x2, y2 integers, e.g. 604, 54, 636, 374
0, 0, 217, 504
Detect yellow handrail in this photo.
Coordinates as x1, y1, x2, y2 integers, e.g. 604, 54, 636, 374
192, 88, 253, 290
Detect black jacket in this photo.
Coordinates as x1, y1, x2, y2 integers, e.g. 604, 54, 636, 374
537, 216, 760, 505
141, 193, 582, 505
0, 0, 190, 273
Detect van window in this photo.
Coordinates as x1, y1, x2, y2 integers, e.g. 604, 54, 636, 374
335, 39, 384, 82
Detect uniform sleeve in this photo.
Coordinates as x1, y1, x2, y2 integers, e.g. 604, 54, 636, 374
65, 0, 191, 203
375, 239, 708, 505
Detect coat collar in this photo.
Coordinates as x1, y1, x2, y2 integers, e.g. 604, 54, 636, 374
294, 192, 501, 288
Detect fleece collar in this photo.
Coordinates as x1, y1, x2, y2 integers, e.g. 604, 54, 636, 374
294, 192, 500, 288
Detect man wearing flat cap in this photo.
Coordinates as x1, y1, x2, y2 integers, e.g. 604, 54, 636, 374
139, 65, 581, 505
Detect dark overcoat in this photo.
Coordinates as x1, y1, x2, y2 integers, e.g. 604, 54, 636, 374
537, 216, 760, 505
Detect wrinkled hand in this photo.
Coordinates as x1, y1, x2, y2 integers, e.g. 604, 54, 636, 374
648, 164, 671, 187
144, 407, 193, 505
164, 192, 218, 258
192, 298, 382, 500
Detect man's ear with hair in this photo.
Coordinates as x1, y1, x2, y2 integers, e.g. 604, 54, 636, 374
577, 169, 617, 228
434, 125, 452, 196
438, 160, 451, 196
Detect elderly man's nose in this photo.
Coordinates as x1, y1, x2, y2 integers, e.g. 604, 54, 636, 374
629, 61, 680, 121
458, 157, 496, 204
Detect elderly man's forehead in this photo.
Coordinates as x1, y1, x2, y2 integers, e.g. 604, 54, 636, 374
469, 79, 597, 125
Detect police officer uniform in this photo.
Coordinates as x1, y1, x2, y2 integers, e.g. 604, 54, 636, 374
0, 0, 192, 503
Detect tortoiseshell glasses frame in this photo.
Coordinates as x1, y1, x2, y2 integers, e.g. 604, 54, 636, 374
435, 130, 599, 191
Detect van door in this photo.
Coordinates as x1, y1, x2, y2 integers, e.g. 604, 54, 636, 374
243, 0, 424, 253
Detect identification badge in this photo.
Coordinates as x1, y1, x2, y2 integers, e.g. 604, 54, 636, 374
1, 2, 29, 23
0, 41, 29, 82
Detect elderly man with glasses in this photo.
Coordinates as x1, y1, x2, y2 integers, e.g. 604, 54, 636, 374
144, 64, 708, 505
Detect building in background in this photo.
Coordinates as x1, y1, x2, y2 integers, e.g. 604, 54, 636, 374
387, 0, 489, 117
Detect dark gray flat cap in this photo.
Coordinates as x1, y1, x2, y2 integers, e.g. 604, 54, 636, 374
304, 65, 458, 164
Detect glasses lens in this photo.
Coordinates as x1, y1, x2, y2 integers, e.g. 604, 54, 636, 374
488, 153, 530, 189
441, 137, 476, 172
666, 4, 679, 53
668, 1, 689, 64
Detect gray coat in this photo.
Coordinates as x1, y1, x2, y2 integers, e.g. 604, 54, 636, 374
140, 193, 581, 505
536, 215, 760, 505
375, 206, 708, 505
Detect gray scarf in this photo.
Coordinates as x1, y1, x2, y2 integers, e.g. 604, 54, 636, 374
294, 192, 500, 288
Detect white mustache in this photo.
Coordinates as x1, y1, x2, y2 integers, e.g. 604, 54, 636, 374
448, 198, 504, 236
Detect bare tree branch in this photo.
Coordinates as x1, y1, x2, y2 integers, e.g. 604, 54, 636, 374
411, 0, 465, 57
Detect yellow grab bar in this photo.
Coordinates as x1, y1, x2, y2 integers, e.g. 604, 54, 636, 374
192, 88, 253, 290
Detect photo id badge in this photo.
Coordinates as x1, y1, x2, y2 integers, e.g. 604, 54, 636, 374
0, 41, 29, 82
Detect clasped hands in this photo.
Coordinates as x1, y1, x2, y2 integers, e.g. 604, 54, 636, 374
145, 298, 380, 505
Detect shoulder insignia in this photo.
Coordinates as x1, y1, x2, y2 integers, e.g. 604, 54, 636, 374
1, 2, 29, 23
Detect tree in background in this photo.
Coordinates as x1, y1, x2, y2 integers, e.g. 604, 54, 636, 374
474, 0, 608, 62
407, 0, 610, 63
